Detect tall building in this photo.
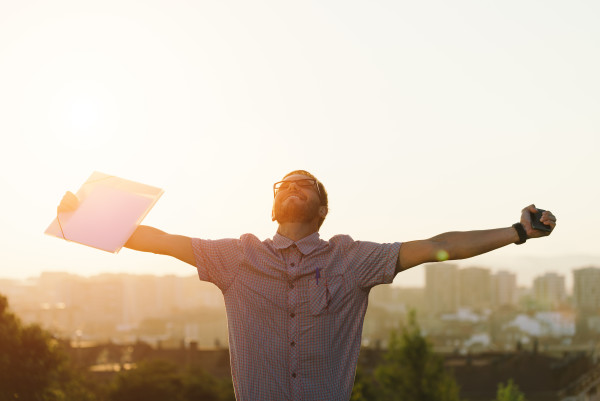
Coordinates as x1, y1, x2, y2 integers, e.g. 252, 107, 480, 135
370, 285, 425, 313
533, 272, 566, 309
425, 263, 459, 315
491, 271, 517, 308
38, 271, 79, 305
85, 275, 126, 327
458, 267, 491, 310
573, 267, 600, 313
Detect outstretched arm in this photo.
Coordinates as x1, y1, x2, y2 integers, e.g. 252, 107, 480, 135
124, 226, 195, 266
58, 192, 196, 266
396, 205, 557, 273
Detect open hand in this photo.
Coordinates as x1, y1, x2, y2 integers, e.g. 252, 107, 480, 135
520, 204, 556, 239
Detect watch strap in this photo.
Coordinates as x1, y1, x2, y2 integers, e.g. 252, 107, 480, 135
512, 223, 528, 245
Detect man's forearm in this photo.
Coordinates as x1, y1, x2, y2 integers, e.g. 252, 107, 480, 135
124, 225, 168, 253
124, 225, 196, 266
430, 227, 519, 261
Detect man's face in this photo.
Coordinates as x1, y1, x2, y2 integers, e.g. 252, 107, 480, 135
272, 174, 323, 225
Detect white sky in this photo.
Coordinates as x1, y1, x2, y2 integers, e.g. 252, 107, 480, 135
0, 0, 598, 290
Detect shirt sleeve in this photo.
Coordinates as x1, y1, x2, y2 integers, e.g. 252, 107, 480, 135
346, 239, 402, 289
191, 237, 243, 292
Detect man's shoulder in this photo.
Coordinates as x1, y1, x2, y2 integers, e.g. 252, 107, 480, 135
324, 234, 359, 249
239, 233, 261, 241
240, 233, 277, 248
326, 234, 401, 251
328, 234, 354, 243
192, 234, 277, 250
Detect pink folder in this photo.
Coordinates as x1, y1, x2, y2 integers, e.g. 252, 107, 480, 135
45, 172, 164, 253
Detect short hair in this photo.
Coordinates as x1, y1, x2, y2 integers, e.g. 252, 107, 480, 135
282, 170, 328, 227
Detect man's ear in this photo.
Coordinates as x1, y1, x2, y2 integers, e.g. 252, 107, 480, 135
319, 206, 328, 219
272, 208, 276, 222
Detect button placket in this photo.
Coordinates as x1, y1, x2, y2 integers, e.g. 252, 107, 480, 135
287, 246, 301, 398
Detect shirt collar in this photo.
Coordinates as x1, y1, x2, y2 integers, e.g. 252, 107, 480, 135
272, 231, 321, 255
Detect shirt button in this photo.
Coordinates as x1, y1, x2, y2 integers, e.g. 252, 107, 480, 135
289, 283, 294, 289
292, 373, 297, 378
290, 262, 295, 267
290, 313, 295, 318
290, 341, 295, 347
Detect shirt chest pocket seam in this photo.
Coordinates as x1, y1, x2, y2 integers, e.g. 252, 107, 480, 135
307, 274, 346, 316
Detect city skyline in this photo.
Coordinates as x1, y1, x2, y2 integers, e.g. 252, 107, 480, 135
1, 266, 596, 401
2, 262, 594, 293
3, 265, 596, 349
2, 244, 598, 289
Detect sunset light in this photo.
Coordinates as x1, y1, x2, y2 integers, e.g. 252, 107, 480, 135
1, 2, 599, 400
0, 0, 598, 288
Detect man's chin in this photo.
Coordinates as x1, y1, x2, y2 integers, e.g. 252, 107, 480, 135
273, 203, 319, 225
275, 216, 311, 225
274, 211, 316, 225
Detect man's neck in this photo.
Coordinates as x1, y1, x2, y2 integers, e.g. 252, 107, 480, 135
277, 222, 319, 242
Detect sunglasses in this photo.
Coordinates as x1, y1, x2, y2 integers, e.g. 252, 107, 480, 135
273, 179, 320, 198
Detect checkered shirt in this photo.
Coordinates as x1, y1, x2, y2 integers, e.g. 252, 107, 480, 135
192, 232, 402, 401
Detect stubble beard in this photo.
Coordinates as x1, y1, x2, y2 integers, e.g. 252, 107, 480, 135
273, 197, 320, 224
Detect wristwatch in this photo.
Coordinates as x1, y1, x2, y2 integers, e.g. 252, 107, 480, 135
512, 223, 528, 245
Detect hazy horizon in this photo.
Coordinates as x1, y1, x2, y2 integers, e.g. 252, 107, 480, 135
3, 252, 599, 292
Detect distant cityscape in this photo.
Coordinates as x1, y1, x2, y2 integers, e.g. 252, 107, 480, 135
1, 263, 599, 353
365, 263, 600, 354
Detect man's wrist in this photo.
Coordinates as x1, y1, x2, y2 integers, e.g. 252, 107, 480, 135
512, 223, 528, 245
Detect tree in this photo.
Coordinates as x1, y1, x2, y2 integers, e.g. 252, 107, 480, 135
108, 359, 235, 401
351, 364, 378, 401
374, 310, 462, 401
109, 360, 186, 401
184, 364, 235, 401
0, 293, 96, 401
496, 379, 528, 401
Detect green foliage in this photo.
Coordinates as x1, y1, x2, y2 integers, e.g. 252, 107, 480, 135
109, 360, 186, 401
496, 379, 528, 401
184, 364, 235, 401
0, 293, 236, 401
351, 364, 377, 401
0, 293, 97, 401
373, 310, 462, 401
108, 359, 235, 401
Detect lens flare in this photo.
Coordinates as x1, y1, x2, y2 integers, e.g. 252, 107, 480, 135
436, 249, 449, 261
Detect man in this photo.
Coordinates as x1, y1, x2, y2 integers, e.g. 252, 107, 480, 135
58, 170, 556, 400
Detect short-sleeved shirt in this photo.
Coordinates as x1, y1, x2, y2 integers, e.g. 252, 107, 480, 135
191, 232, 402, 401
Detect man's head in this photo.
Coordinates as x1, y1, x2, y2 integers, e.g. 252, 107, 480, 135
272, 170, 329, 229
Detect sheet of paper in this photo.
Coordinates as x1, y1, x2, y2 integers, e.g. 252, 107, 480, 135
45, 172, 164, 253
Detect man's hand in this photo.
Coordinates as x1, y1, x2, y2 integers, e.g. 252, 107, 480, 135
57, 191, 79, 213
520, 204, 557, 239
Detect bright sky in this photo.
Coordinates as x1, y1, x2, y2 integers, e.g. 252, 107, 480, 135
1, 1, 598, 290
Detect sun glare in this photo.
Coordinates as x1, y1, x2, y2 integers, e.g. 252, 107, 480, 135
49, 80, 117, 150
68, 98, 101, 131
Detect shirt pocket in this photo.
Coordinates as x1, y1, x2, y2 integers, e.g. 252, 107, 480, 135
308, 274, 345, 316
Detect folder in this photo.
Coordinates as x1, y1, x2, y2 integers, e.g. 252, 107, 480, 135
45, 172, 164, 253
